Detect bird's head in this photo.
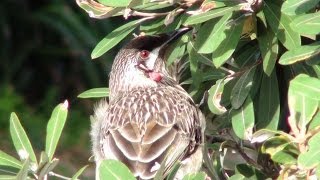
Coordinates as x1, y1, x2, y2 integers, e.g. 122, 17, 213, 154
109, 27, 191, 98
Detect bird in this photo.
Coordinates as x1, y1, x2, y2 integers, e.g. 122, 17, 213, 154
91, 27, 205, 180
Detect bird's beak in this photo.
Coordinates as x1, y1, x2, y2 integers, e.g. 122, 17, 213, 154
161, 27, 192, 47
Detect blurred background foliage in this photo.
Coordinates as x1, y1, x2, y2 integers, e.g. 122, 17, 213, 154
0, 0, 121, 178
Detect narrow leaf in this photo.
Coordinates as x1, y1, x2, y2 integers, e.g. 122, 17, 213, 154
99, 160, 135, 180
10, 113, 37, 164
231, 67, 256, 109
263, 1, 301, 50
256, 70, 280, 130
291, 11, 320, 35
183, 6, 239, 25
78, 88, 109, 98
258, 27, 278, 76
279, 41, 320, 65
91, 19, 144, 59
45, 100, 69, 161
16, 158, 30, 180
0, 150, 22, 169
71, 165, 89, 180
38, 159, 59, 179
231, 97, 255, 140
281, 0, 320, 15
212, 17, 244, 67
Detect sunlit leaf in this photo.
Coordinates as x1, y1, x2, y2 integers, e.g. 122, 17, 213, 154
231, 97, 255, 140
78, 88, 109, 98
0, 175, 16, 180
99, 160, 135, 180
10, 113, 37, 164
98, 0, 131, 7
289, 74, 320, 100
212, 16, 244, 67
298, 132, 320, 168
231, 67, 256, 109
91, 19, 145, 59
256, 70, 280, 130
290, 11, 320, 35
183, 6, 239, 25
281, 0, 320, 15
279, 41, 320, 65
195, 12, 232, 54
182, 172, 206, 180
263, 1, 301, 50
262, 136, 298, 165
45, 101, 69, 160
0, 150, 22, 169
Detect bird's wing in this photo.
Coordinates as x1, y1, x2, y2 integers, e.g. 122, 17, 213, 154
93, 86, 202, 179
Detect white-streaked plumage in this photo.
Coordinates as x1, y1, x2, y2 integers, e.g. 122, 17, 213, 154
91, 28, 205, 179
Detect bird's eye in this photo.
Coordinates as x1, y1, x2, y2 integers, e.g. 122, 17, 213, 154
139, 50, 150, 60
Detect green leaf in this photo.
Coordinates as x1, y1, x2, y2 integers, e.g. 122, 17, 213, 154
195, 12, 232, 54
263, 1, 301, 50
45, 101, 69, 161
279, 41, 320, 65
78, 88, 109, 98
0, 175, 16, 180
212, 16, 244, 67
234, 45, 260, 69
258, 27, 278, 76
99, 160, 135, 180
288, 91, 318, 134
182, 172, 206, 180
166, 40, 186, 66
229, 174, 246, 180
290, 11, 320, 35
256, 70, 280, 130
9, 113, 37, 164
16, 158, 30, 180
183, 6, 239, 25
262, 136, 298, 165
91, 19, 143, 59
289, 74, 320, 100
208, 79, 227, 115
231, 67, 256, 109
235, 164, 266, 179
308, 110, 320, 131
38, 159, 59, 179
281, 0, 320, 15
231, 97, 255, 140
188, 43, 202, 90
298, 132, 320, 168
71, 165, 89, 180
0, 150, 22, 169
98, 0, 131, 7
